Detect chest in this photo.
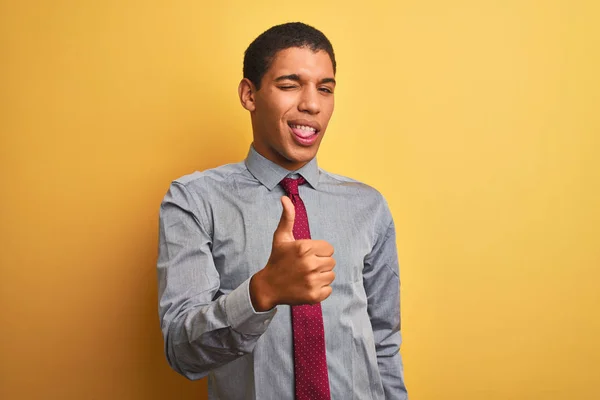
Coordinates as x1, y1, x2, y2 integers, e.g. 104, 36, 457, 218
209, 189, 375, 292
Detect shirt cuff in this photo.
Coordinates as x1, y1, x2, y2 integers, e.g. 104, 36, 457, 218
225, 277, 277, 335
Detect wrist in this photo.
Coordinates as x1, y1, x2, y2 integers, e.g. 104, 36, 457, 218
250, 269, 276, 312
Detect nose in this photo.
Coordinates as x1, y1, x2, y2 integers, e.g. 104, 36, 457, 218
298, 86, 320, 115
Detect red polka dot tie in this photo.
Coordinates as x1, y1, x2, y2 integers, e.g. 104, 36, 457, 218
280, 177, 331, 400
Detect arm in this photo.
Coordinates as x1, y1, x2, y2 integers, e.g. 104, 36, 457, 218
363, 215, 408, 399
157, 182, 276, 380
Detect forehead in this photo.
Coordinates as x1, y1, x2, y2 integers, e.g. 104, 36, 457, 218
265, 47, 335, 79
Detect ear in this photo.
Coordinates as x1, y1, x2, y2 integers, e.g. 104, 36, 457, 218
238, 78, 257, 112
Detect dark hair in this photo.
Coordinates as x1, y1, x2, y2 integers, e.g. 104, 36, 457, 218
243, 22, 336, 90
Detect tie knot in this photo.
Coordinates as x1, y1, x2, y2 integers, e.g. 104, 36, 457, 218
280, 176, 306, 196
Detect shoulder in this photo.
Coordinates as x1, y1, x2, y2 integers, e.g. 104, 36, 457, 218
173, 161, 247, 192
162, 161, 247, 212
318, 168, 394, 233
319, 168, 387, 203
161, 162, 247, 230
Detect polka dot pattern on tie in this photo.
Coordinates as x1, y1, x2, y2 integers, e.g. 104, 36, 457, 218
280, 177, 331, 400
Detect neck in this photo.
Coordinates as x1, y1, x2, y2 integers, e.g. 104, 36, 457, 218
252, 143, 311, 171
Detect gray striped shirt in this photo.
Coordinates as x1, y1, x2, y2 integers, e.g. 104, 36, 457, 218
157, 146, 407, 399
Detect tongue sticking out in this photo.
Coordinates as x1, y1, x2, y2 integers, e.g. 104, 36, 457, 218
290, 124, 317, 138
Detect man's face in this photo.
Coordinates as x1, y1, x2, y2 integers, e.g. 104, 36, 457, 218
245, 47, 336, 170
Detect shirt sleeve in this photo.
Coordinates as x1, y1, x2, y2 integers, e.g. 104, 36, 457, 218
157, 181, 277, 380
363, 208, 408, 399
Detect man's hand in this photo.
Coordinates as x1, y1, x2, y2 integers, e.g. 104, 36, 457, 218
250, 196, 336, 312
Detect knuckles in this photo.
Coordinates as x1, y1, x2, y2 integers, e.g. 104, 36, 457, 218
301, 272, 317, 288
306, 290, 322, 304
295, 241, 312, 256
329, 271, 336, 282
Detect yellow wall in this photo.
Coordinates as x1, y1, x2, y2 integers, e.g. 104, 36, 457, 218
1, 1, 598, 399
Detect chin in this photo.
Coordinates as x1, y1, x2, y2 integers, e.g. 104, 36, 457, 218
288, 147, 318, 162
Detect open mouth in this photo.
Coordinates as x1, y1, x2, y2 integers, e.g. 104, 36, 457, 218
288, 123, 319, 146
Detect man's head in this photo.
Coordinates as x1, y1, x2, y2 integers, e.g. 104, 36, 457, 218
243, 22, 336, 90
239, 22, 336, 171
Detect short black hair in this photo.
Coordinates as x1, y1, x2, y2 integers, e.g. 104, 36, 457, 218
243, 22, 336, 90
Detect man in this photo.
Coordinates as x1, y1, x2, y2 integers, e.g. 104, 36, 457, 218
158, 22, 407, 399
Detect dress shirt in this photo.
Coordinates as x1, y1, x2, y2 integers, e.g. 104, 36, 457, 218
157, 146, 407, 399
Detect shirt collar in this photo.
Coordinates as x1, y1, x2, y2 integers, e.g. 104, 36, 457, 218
245, 145, 320, 191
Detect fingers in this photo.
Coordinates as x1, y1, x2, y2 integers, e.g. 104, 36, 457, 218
319, 270, 335, 284
320, 285, 333, 301
313, 240, 334, 257
306, 285, 333, 304
273, 196, 295, 243
295, 239, 334, 257
315, 256, 336, 273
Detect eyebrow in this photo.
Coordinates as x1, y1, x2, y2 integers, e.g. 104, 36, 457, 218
274, 74, 336, 85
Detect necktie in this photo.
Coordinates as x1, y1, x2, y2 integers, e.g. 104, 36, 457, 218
279, 177, 331, 400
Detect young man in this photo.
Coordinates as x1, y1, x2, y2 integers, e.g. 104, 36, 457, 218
158, 22, 407, 399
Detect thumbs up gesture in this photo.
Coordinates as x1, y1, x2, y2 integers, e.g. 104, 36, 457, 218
250, 196, 336, 312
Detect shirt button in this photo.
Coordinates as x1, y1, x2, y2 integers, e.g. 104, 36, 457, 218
237, 352, 244, 356
263, 319, 270, 325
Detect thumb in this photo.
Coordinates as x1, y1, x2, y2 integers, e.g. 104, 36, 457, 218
273, 196, 295, 243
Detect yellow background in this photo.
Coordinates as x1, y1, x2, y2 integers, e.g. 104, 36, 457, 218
1, 1, 598, 399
